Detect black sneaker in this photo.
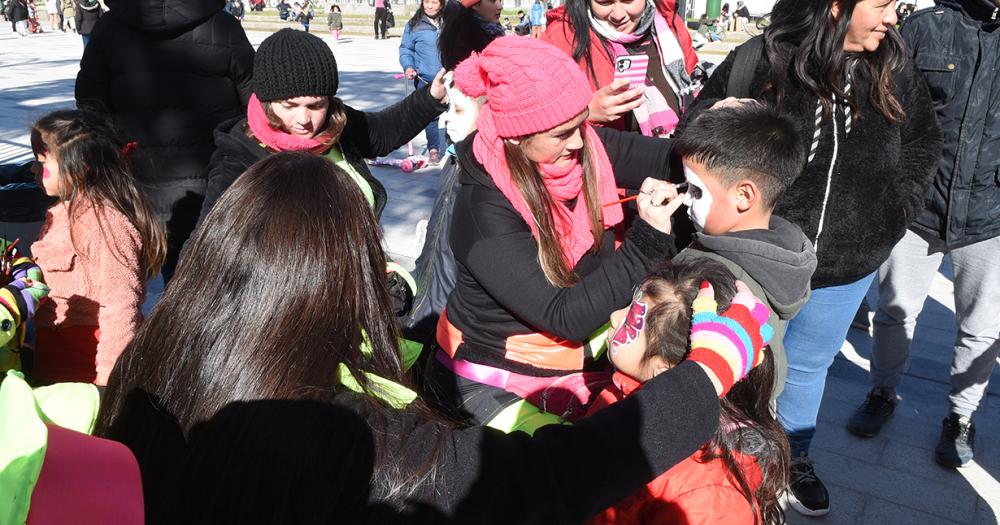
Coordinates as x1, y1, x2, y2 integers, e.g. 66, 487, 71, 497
787, 454, 830, 516
935, 414, 975, 468
847, 387, 897, 437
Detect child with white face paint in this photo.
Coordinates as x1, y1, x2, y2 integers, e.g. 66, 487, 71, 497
671, 102, 817, 412
441, 71, 486, 143
403, 72, 487, 343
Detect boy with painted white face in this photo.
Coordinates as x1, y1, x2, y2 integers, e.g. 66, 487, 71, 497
404, 72, 487, 343
672, 102, 817, 403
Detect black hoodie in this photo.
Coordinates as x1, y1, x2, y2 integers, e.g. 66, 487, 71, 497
674, 215, 817, 400
75, 0, 255, 275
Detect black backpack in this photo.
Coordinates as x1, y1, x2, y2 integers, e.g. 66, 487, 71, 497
726, 35, 765, 98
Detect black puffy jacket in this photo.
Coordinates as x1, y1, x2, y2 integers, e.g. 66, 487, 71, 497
75, 0, 254, 275
902, 0, 1000, 248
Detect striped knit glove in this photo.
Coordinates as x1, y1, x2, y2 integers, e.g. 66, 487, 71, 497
0, 242, 49, 349
687, 280, 773, 397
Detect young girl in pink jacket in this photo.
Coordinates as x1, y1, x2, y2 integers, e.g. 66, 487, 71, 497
29, 110, 166, 386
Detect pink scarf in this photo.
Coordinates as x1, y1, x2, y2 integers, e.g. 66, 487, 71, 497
473, 104, 624, 268
246, 93, 333, 154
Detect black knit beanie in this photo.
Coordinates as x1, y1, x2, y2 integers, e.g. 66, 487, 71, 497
253, 29, 339, 101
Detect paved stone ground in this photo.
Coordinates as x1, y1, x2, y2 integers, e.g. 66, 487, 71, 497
2, 24, 998, 524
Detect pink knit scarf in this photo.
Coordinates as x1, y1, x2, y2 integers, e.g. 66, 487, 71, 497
246, 93, 333, 154
473, 105, 624, 268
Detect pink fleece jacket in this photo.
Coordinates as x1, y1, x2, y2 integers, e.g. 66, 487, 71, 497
31, 201, 145, 385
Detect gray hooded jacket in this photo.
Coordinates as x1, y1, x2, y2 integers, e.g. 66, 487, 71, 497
674, 215, 817, 401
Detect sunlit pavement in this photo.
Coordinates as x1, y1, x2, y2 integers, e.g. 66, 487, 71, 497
2, 23, 998, 525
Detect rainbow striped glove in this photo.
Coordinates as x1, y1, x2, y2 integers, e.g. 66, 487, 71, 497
0, 241, 49, 351
687, 280, 773, 396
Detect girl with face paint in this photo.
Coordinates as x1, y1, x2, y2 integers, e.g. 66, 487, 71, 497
593, 259, 789, 525
28, 109, 167, 386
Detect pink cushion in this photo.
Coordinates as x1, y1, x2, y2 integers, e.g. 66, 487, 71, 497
27, 424, 144, 525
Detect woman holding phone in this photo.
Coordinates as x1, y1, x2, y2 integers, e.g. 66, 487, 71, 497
541, 0, 699, 137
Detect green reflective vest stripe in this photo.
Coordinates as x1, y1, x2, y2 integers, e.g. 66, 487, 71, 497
0, 370, 100, 523
323, 146, 376, 209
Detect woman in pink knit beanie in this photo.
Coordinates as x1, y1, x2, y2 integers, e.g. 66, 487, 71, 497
424, 36, 688, 429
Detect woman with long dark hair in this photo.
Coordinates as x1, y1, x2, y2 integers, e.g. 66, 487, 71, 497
96, 152, 770, 523
399, 0, 445, 164
541, 0, 699, 136
437, 0, 504, 71
677, 0, 943, 516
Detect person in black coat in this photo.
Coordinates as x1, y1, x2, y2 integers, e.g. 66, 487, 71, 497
846, 0, 1000, 470
74, 0, 101, 45
75, 0, 254, 282
95, 151, 769, 523
200, 28, 447, 225
676, 0, 942, 516
421, 37, 685, 426
8, 0, 29, 36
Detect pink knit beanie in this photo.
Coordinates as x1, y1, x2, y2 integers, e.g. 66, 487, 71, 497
452, 36, 593, 138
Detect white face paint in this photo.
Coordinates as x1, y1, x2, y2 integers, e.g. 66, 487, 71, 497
683, 165, 713, 232
442, 72, 485, 143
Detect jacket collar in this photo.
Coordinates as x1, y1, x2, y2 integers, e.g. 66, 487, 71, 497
940, 0, 1000, 23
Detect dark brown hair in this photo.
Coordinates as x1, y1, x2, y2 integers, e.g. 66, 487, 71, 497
503, 131, 604, 288
247, 96, 349, 150
675, 102, 805, 209
639, 259, 789, 525
30, 110, 167, 278
763, 0, 907, 125
95, 153, 446, 520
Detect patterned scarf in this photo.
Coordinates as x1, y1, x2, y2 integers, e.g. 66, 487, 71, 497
590, 0, 696, 136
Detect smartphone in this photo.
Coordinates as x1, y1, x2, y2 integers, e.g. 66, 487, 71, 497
613, 54, 650, 90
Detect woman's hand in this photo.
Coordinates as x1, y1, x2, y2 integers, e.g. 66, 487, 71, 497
429, 68, 449, 104
636, 178, 684, 234
587, 79, 645, 124
404, 67, 418, 80
686, 280, 774, 397
709, 96, 757, 110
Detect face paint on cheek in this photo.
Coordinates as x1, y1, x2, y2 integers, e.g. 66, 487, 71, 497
443, 87, 480, 143
42, 167, 52, 179
683, 166, 713, 232
610, 294, 648, 355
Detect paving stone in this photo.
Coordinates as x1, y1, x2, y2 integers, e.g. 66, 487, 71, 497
879, 441, 967, 484
784, 481, 867, 525
975, 497, 1000, 525
858, 499, 964, 525
809, 448, 978, 523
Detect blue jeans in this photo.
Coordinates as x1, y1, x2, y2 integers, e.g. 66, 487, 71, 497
777, 272, 877, 457
82, 34, 90, 47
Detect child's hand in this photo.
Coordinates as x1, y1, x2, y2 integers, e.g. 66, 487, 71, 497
686, 280, 773, 397
429, 69, 449, 105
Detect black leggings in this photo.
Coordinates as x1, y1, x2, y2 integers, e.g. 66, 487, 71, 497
374, 7, 387, 38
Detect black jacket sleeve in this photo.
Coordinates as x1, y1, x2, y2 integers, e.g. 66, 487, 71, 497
341, 86, 446, 160
229, 29, 256, 109
452, 184, 677, 341
198, 125, 258, 226
595, 127, 676, 189
884, 60, 943, 228
404, 361, 720, 523
74, 16, 112, 112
